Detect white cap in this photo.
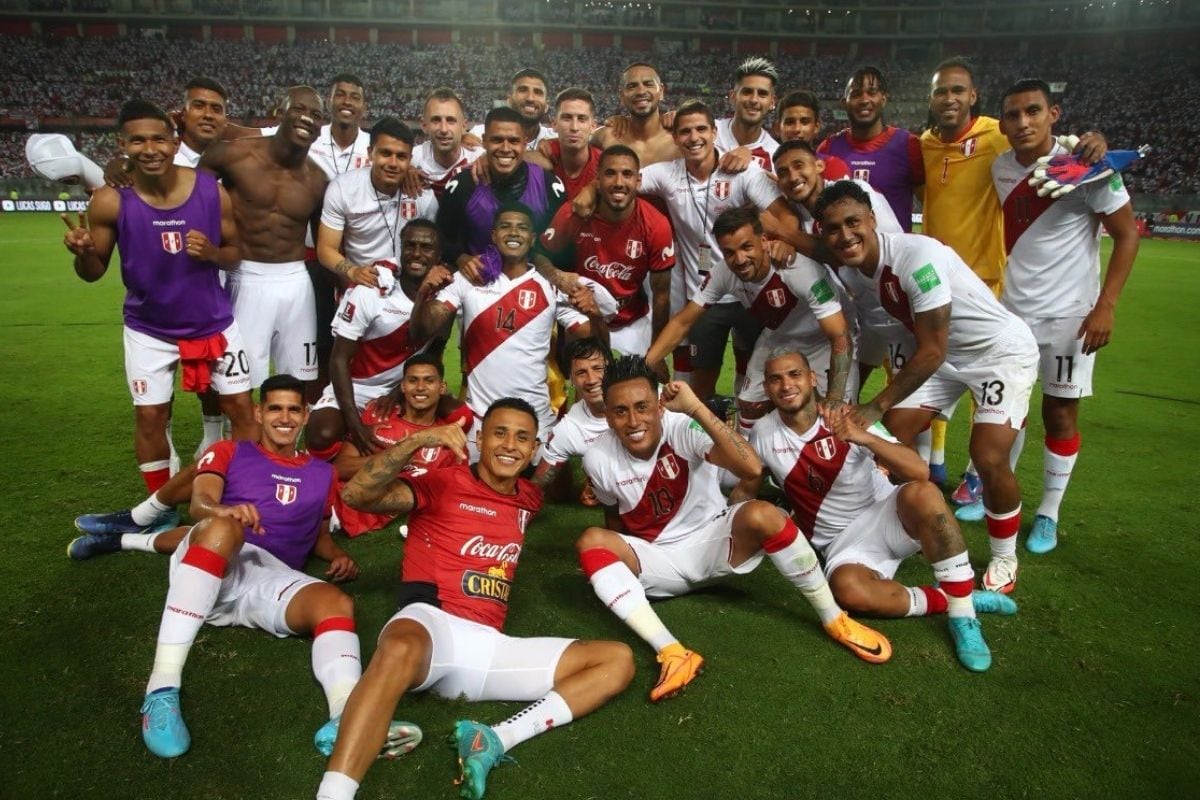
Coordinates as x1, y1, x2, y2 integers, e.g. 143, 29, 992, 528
26, 133, 105, 189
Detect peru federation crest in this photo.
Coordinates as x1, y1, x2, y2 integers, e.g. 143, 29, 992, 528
712, 180, 731, 201
161, 231, 183, 254
518, 289, 538, 310
656, 453, 680, 480
276, 483, 297, 505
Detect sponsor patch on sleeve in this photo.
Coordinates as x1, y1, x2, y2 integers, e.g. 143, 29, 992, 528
913, 263, 941, 293
811, 278, 834, 304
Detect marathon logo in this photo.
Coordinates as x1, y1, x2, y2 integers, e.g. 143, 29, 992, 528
461, 566, 512, 605
152, 219, 186, 227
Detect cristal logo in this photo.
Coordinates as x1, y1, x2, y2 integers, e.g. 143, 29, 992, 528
460, 535, 522, 564
583, 255, 636, 282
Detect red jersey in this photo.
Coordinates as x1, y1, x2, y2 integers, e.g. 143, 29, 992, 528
400, 464, 543, 631
822, 154, 851, 181
333, 405, 459, 538
548, 141, 602, 200
539, 198, 675, 329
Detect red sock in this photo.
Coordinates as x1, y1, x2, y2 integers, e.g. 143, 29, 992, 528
579, 547, 620, 578
762, 517, 800, 554
139, 460, 171, 493
307, 440, 343, 461
1045, 432, 1081, 456
920, 586, 949, 614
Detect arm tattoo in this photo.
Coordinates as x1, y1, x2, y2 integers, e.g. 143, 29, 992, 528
341, 434, 436, 513
827, 331, 852, 402
531, 461, 562, 491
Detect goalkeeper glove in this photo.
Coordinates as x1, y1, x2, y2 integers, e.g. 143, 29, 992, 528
1028, 143, 1150, 199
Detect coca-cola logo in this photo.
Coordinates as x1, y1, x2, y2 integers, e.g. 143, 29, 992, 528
460, 534, 522, 564
583, 255, 636, 282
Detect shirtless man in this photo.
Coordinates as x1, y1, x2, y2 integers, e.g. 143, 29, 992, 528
591, 63, 680, 167
199, 86, 329, 397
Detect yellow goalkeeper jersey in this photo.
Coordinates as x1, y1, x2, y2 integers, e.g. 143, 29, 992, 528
920, 115, 1010, 289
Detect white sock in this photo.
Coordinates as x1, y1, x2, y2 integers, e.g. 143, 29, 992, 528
131, 492, 173, 526
588, 561, 678, 652
200, 414, 224, 451
1010, 427, 1027, 471
985, 505, 1021, 559
915, 428, 932, 463
490, 690, 574, 753
1038, 439, 1079, 522
964, 459, 978, 479
121, 532, 161, 552
166, 419, 180, 476
904, 586, 929, 617
312, 623, 362, 718
316, 771, 359, 800
764, 522, 842, 625
931, 552, 976, 619
146, 546, 225, 693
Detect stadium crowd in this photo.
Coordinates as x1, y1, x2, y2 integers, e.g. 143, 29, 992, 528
17, 22, 1163, 799
1, 35, 1196, 193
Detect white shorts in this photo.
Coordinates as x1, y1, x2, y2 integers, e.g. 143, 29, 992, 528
312, 380, 389, 414
1028, 316, 1095, 399
169, 528, 322, 638
124, 322, 252, 406
821, 488, 921, 580
609, 313, 652, 357
390, 602, 573, 702
227, 260, 318, 387
893, 326, 1038, 430
738, 331, 861, 406
623, 502, 765, 598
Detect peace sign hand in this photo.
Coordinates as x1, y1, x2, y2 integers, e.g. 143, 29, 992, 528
61, 212, 95, 257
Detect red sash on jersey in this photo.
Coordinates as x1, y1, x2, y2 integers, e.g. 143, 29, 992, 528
748, 271, 801, 330
349, 321, 417, 379
1001, 179, 1057, 255
784, 426, 853, 538
622, 443, 691, 543
877, 265, 915, 332
462, 278, 551, 373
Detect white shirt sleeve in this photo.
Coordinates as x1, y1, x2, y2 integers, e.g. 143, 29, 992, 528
320, 177, 349, 231
664, 411, 715, 463
904, 241, 954, 315
741, 164, 784, 210
330, 285, 379, 341
694, 261, 734, 307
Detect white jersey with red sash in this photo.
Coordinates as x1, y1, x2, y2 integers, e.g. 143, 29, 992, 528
751, 412, 895, 551
584, 411, 726, 547
331, 279, 429, 399
435, 268, 589, 425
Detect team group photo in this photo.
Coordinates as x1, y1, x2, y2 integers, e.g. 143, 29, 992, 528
0, 0, 1197, 797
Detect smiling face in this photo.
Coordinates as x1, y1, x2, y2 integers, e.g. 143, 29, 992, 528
484, 120, 526, 176
477, 406, 538, 482
621, 65, 663, 119
491, 210, 535, 262
604, 377, 663, 461
255, 389, 308, 453
716, 223, 770, 283
369, 133, 412, 194
597, 153, 640, 215
181, 88, 227, 149
279, 88, 326, 147
422, 97, 467, 157
570, 352, 608, 412
777, 103, 821, 145
672, 111, 714, 168
1000, 89, 1059, 161
819, 197, 879, 270
399, 224, 440, 282
762, 352, 816, 415
330, 80, 366, 129
510, 76, 549, 125
773, 147, 825, 208
930, 67, 976, 136
400, 363, 445, 415
119, 117, 178, 177
730, 75, 776, 129
844, 74, 886, 130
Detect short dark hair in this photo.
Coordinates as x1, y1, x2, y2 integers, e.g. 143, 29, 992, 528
424, 87, 466, 115
483, 396, 539, 433
779, 89, 820, 117
330, 73, 365, 92
999, 78, 1055, 113
259, 373, 305, 403
484, 106, 527, 131
555, 87, 596, 115
934, 57, 976, 86
847, 66, 888, 96
674, 98, 714, 128
566, 337, 613, 370
602, 355, 658, 398
813, 180, 873, 223
370, 116, 415, 148
402, 352, 445, 378
600, 144, 640, 170
621, 61, 659, 80
493, 201, 535, 229
402, 218, 439, 239
117, 99, 173, 132
773, 138, 819, 164
713, 205, 763, 240
511, 68, 549, 89
734, 56, 779, 89
184, 77, 228, 102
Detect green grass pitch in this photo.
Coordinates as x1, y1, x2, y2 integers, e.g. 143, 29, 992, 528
1, 213, 1197, 799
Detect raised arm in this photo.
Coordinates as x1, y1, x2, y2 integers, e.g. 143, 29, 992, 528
62, 188, 118, 282
341, 421, 468, 514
